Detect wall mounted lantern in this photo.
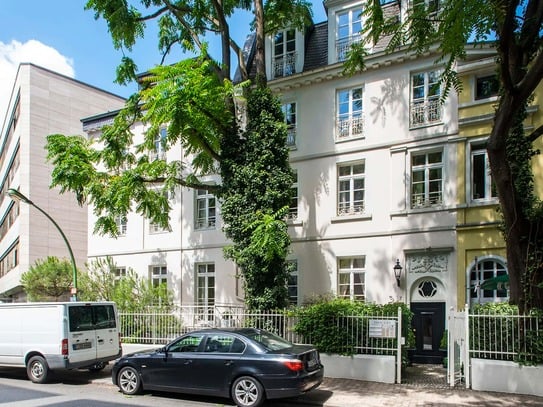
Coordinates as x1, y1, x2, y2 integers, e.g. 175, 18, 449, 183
393, 259, 403, 287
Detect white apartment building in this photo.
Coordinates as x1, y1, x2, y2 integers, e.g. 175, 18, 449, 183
83, 0, 506, 363
0, 63, 125, 301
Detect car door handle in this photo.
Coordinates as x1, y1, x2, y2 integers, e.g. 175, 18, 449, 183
224, 360, 233, 366
98, 339, 104, 344
183, 360, 193, 365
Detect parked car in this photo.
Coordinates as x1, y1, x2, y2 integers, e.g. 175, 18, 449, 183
112, 327, 323, 407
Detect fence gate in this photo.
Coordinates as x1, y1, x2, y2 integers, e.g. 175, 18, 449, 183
447, 307, 469, 388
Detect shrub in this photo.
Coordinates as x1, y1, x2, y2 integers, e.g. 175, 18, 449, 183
292, 298, 413, 366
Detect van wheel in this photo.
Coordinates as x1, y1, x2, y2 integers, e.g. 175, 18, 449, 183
27, 356, 49, 384
231, 376, 264, 407
118, 366, 142, 395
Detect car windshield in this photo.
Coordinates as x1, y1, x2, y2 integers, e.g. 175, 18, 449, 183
245, 330, 293, 351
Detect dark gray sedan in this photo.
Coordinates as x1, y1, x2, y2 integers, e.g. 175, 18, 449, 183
112, 327, 324, 407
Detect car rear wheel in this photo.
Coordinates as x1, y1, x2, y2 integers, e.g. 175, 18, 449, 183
117, 366, 142, 395
231, 376, 264, 407
27, 355, 49, 384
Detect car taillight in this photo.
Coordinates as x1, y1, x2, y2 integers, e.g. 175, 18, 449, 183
61, 339, 69, 356
283, 360, 304, 372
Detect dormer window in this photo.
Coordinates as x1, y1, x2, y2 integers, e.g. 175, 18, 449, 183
336, 7, 363, 62
273, 29, 297, 78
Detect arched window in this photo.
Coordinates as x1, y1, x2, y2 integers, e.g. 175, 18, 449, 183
469, 257, 508, 305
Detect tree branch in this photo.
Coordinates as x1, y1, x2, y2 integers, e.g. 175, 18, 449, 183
527, 124, 543, 144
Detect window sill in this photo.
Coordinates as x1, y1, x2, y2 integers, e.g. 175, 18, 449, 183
409, 120, 443, 130
331, 213, 372, 223
287, 219, 303, 227
335, 134, 364, 144
469, 199, 499, 207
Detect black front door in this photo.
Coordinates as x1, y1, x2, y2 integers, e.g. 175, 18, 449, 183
410, 302, 445, 364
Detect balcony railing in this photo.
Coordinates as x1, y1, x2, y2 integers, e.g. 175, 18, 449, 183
410, 98, 442, 127
273, 52, 297, 78
336, 35, 362, 62
286, 126, 296, 147
336, 115, 364, 140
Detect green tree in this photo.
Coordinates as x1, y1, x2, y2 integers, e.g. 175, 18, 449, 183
78, 257, 172, 311
221, 87, 293, 309
21, 257, 75, 301
46, 1, 310, 310
347, 0, 543, 312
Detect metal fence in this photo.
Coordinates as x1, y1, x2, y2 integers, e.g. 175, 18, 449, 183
119, 304, 401, 358
469, 310, 542, 364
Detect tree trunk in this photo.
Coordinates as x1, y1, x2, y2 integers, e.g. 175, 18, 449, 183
253, 0, 266, 87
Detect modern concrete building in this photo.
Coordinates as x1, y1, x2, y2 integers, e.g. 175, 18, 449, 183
0, 63, 125, 301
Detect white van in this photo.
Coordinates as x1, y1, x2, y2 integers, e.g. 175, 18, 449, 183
0, 301, 122, 383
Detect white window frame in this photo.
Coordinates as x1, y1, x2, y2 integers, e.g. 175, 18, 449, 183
288, 170, 298, 221
115, 215, 127, 236
151, 127, 167, 161
337, 162, 365, 216
410, 70, 442, 127
114, 267, 127, 282
281, 102, 297, 147
336, 7, 363, 62
287, 259, 298, 305
338, 256, 365, 301
470, 143, 497, 202
150, 265, 168, 287
273, 29, 297, 78
196, 263, 216, 322
195, 188, 216, 230
411, 150, 443, 209
469, 256, 509, 305
337, 87, 364, 140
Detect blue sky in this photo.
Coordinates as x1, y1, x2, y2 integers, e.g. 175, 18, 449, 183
0, 1, 327, 119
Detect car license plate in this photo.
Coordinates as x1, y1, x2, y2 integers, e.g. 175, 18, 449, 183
73, 342, 92, 350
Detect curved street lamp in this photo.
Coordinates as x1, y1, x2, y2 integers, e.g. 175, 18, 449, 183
8, 188, 78, 301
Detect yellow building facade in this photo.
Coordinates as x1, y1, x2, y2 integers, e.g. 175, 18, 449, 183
456, 51, 543, 308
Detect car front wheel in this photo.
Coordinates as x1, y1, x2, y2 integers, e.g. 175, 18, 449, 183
231, 376, 264, 407
117, 366, 142, 395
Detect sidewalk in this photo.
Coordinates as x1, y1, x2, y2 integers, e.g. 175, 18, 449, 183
291, 377, 543, 406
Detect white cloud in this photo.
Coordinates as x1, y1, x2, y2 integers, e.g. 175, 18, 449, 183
0, 39, 75, 125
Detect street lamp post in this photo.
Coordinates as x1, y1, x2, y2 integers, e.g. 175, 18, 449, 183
8, 188, 78, 301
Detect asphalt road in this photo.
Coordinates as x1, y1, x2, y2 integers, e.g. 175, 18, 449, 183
0, 365, 309, 407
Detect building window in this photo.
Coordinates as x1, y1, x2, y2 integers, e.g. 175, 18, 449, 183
288, 171, 298, 221
196, 263, 215, 321
115, 215, 127, 236
149, 221, 168, 234
337, 87, 363, 140
0, 241, 19, 278
336, 7, 363, 61
273, 29, 296, 78
471, 144, 497, 201
338, 162, 365, 216
475, 75, 499, 100
114, 267, 127, 282
410, 70, 441, 127
411, 151, 443, 208
469, 258, 508, 305
151, 127, 167, 161
414, 0, 441, 22
338, 256, 365, 301
150, 265, 167, 287
195, 188, 216, 229
287, 260, 298, 305
282, 102, 297, 147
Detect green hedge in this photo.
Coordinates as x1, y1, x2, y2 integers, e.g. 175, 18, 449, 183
292, 299, 414, 365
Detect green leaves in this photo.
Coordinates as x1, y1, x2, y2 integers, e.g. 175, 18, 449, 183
21, 257, 76, 301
